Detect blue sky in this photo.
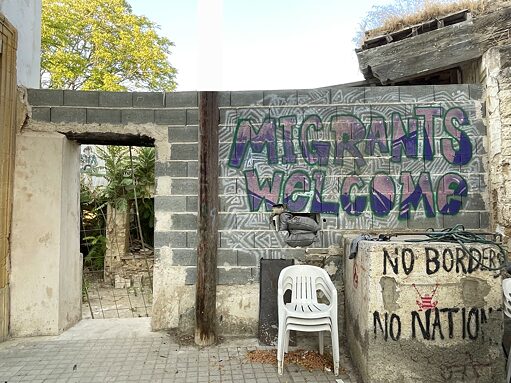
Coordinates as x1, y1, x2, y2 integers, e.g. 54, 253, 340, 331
128, 0, 392, 91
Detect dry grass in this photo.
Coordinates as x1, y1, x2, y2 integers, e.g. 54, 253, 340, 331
364, 0, 510, 41
246, 349, 348, 373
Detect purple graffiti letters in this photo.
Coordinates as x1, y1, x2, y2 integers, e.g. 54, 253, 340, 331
283, 171, 311, 211
366, 115, 389, 156
300, 115, 331, 166
280, 115, 298, 164
311, 171, 340, 215
244, 169, 284, 211
415, 107, 442, 161
340, 176, 367, 216
391, 112, 418, 162
370, 174, 396, 216
399, 172, 435, 219
228, 118, 278, 168
441, 108, 473, 165
331, 114, 367, 169
436, 173, 468, 215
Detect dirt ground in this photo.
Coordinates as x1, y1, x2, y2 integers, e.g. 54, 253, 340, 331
82, 282, 153, 319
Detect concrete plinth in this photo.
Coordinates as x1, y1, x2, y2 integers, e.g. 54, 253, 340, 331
10, 132, 81, 336
344, 237, 504, 383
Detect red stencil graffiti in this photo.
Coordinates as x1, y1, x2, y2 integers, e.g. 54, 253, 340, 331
412, 283, 439, 311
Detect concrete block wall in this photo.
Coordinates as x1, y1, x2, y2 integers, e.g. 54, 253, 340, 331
25, 84, 488, 335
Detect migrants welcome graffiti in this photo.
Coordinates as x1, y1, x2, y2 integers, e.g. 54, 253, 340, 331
227, 106, 474, 218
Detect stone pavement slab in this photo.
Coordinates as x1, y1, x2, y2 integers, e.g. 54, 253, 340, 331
0, 318, 359, 383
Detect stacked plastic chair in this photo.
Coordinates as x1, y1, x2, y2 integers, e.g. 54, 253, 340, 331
277, 265, 339, 375
502, 279, 511, 382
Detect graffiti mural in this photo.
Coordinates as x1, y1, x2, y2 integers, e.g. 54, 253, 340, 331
226, 106, 475, 219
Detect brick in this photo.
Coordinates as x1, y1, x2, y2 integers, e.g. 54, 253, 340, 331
185, 162, 199, 179
469, 85, 483, 100
51, 107, 86, 123
480, 212, 490, 229
443, 212, 481, 229
27, 89, 63, 106
330, 86, 365, 104
99, 91, 132, 107
133, 92, 165, 108
365, 86, 399, 103
218, 267, 253, 285
186, 109, 199, 125
237, 249, 262, 266
297, 88, 330, 105
218, 214, 236, 230
154, 231, 187, 248
263, 90, 298, 106
121, 109, 155, 124
155, 109, 186, 125
398, 85, 435, 102
434, 84, 470, 102
230, 91, 264, 107
172, 249, 196, 266
31, 107, 50, 122
186, 196, 198, 212
218, 249, 237, 266
64, 90, 99, 106
165, 91, 198, 107
187, 232, 197, 247
170, 144, 198, 160
155, 161, 188, 177
218, 92, 231, 106
168, 127, 198, 142
170, 213, 197, 230
155, 196, 187, 211
268, 248, 306, 260
172, 179, 198, 195
185, 267, 196, 285
87, 109, 121, 124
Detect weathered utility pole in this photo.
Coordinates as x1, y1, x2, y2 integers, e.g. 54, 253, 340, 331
195, 91, 219, 346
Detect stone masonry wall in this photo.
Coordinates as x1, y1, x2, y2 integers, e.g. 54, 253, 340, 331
25, 84, 487, 334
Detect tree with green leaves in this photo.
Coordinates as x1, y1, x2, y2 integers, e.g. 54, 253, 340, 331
41, 0, 177, 91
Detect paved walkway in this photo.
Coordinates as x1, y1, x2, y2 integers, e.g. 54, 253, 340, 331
0, 319, 359, 383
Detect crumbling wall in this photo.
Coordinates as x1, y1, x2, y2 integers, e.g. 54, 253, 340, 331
483, 45, 511, 246
23, 85, 488, 336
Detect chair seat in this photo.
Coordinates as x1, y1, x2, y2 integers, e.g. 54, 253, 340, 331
284, 302, 331, 317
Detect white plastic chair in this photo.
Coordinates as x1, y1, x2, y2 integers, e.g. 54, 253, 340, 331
277, 265, 339, 375
502, 278, 511, 383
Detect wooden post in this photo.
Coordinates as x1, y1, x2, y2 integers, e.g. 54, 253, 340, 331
195, 91, 219, 346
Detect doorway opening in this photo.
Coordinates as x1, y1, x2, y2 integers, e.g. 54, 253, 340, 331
79, 144, 155, 319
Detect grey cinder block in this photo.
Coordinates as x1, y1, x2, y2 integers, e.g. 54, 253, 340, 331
27, 89, 63, 106
168, 127, 198, 142
155, 161, 188, 177
99, 91, 132, 107
230, 91, 264, 107
133, 92, 165, 108
86, 108, 121, 124
165, 91, 198, 108
170, 213, 197, 230
170, 144, 198, 160
31, 107, 51, 122
218, 267, 253, 285
121, 109, 155, 124
155, 109, 186, 125
51, 107, 86, 123
64, 90, 99, 107
172, 249, 197, 266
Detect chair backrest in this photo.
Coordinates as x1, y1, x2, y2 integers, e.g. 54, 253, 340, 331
278, 265, 335, 304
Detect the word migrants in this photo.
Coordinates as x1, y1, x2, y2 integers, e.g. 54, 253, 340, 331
228, 107, 473, 217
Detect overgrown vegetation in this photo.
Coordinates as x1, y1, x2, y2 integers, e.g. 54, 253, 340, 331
81, 146, 155, 272
355, 0, 507, 46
